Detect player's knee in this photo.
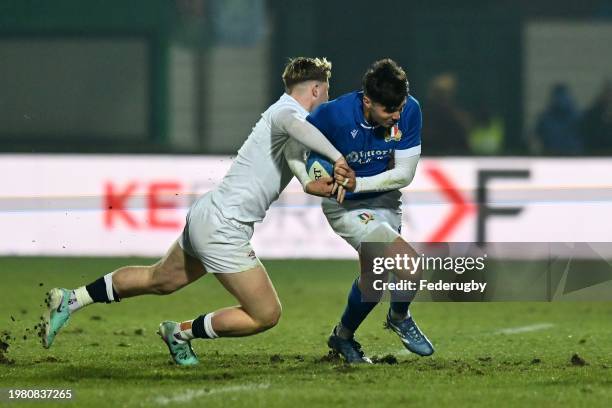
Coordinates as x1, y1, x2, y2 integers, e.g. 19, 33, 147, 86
154, 282, 179, 295
363, 223, 400, 244
254, 302, 282, 332
150, 263, 183, 295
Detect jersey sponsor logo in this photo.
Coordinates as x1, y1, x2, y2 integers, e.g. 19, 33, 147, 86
358, 212, 375, 224
346, 151, 360, 163
384, 125, 402, 142
346, 149, 393, 164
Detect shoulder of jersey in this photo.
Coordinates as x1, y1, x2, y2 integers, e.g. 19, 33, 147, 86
404, 95, 420, 112
318, 91, 360, 121
274, 97, 302, 112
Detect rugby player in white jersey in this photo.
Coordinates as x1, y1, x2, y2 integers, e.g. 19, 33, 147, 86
41, 57, 348, 365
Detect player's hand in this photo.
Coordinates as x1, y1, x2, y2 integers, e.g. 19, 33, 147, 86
305, 177, 335, 197
332, 157, 348, 196
336, 184, 346, 203
333, 158, 356, 192
334, 156, 350, 173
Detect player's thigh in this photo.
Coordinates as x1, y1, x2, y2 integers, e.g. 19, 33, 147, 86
214, 264, 281, 322
324, 205, 401, 250
153, 240, 207, 289
181, 191, 262, 274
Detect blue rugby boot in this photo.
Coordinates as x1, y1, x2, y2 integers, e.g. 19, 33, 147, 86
158, 321, 199, 366
385, 310, 434, 356
327, 332, 372, 364
41, 288, 72, 349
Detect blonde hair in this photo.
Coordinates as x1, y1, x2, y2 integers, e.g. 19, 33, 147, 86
282, 57, 332, 92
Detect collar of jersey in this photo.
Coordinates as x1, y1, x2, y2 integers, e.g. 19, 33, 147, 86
281, 93, 309, 117
354, 91, 380, 130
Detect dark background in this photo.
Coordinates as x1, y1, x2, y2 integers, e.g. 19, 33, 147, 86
1, 0, 611, 155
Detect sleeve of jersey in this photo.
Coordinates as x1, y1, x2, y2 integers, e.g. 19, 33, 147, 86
305, 102, 334, 139
274, 108, 342, 162
283, 139, 311, 189
353, 152, 420, 193
353, 103, 422, 193
395, 102, 422, 159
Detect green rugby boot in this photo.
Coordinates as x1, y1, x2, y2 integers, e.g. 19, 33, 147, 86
157, 321, 199, 366
41, 288, 71, 349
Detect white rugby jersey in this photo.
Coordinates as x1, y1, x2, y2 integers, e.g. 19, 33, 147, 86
212, 93, 339, 223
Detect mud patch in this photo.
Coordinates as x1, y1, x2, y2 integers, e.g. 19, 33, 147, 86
0, 353, 14, 365
316, 351, 341, 363
34, 356, 62, 364
0, 339, 13, 365
63, 327, 84, 334
372, 354, 398, 365
269, 354, 284, 364
571, 353, 587, 366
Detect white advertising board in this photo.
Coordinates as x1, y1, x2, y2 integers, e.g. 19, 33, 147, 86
1, 155, 610, 258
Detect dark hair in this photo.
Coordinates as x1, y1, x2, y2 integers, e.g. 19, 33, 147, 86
362, 59, 409, 111
282, 57, 332, 92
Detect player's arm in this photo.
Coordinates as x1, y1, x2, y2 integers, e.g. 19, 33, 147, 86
349, 148, 420, 193
275, 106, 352, 188
274, 109, 343, 163
342, 99, 422, 193
284, 139, 336, 198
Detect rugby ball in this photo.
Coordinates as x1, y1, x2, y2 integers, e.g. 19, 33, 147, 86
306, 152, 333, 180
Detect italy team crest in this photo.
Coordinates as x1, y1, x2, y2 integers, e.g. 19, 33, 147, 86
358, 212, 375, 224
384, 125, 402, 142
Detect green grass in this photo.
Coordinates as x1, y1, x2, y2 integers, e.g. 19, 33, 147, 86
1, 257, 611, 407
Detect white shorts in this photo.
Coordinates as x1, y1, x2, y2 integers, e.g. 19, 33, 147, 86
179, 191, 262, 274
321, 191, 403, 251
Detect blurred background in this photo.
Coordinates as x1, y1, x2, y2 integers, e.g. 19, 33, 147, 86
1, 0, 611, 156
1, 0, 612, 259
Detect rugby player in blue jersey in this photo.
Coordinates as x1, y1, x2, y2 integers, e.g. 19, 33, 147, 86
285, 59, 434, 363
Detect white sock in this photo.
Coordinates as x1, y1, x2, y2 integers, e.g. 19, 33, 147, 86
203, 313, 219, 339
68, 287, 94, 313
174, 320, 195, 342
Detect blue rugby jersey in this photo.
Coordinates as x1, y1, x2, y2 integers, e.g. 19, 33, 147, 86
306, 91, 421, 199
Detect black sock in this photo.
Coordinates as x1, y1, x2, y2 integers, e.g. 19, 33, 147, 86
85, 276, 120, 303
390, 301, 409, 315
191, 314, 211, 339
340, 278, 378, 333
